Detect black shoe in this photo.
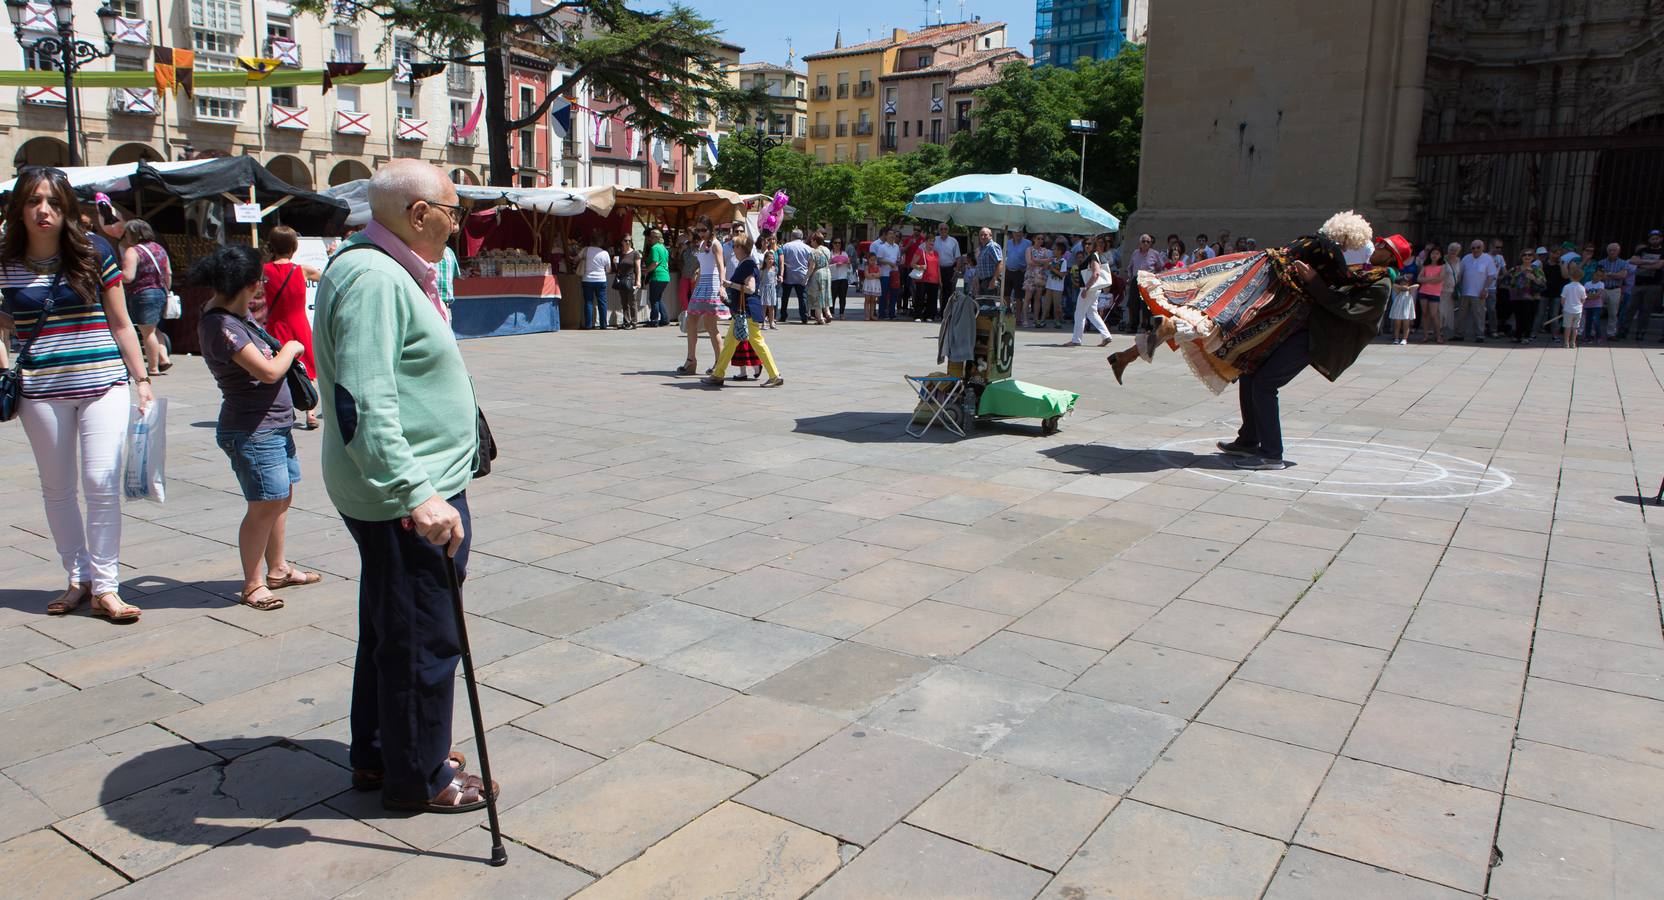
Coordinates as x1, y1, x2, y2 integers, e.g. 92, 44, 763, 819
1233, 456, 1290, 471
1216, 441, 1259, 458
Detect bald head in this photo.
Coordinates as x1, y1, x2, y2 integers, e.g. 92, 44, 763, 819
368, 160, 458, 262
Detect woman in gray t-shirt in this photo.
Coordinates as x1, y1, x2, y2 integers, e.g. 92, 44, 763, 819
192, 244, 322, 612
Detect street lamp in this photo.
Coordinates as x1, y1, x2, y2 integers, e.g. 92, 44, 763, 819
1068, 118, 1097, 194
7, 0, 120, 167
730, 111, 785, 195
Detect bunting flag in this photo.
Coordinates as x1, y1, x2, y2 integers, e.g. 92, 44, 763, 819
153, 47, 194, 97
549, 96, 572, 139
589, 110, 611, 148
703, 131, 721, 166
455, 88, 484, 140
323, 61, 368, 93
408, 61, 446, 81
627, 127, 641, 160
236, 57, 283, 81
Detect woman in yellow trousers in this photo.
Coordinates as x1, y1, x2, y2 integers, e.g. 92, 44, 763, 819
703, 233, 783, 388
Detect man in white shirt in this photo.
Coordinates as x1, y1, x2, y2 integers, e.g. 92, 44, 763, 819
871, 228, 901, 319
581, 235, 612, 329
933, 223, 962, 297
1456, 239, 1498, 342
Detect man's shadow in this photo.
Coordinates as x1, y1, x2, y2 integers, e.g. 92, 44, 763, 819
1038, 443, 1241, 474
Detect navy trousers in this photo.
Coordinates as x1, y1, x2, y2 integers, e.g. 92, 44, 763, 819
779, 282, 808, 323
1234, 331, 1311, 461
345, 492, 472, 803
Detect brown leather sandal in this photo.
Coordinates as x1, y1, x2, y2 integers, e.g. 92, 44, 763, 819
353, 750, 467, 792
48, 583, 90, 615
90, 592, 141, 622
382, 771, 499, 815
264, 567, 323, 590
239, 585, 285, 611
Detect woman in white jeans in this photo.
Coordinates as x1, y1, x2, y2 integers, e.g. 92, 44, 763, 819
0, 167, 154, 622
1068, 234, 1115, 347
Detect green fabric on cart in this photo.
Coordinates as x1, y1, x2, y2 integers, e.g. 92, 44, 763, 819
977, 379, 1079, 419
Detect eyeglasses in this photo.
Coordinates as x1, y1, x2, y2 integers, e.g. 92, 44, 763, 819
407, 199, 466, 222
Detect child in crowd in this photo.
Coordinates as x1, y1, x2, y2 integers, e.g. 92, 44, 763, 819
1579, 260, 1605, 344
861, 251, 882, 321
1561, 262, 1586, 349
760, 235, 780, 331
1043, 238, 1069, 329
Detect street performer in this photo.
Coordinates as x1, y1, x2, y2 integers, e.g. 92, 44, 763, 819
1108, 212, 1410, 470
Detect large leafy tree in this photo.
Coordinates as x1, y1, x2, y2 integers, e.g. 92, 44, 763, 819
299, 0, 749, 186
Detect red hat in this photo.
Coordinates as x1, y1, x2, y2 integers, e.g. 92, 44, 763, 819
1378, 234, 1412, 268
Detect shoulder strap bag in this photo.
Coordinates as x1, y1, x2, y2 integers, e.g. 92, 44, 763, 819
204, 306, 319, 412
328, 243, 496, 478
1, 272, 64, 422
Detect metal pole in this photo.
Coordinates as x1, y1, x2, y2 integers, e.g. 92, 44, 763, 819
59, 30, 80, 166
1078, 132, 1086, 194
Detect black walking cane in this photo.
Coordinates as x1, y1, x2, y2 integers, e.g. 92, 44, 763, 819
444, 553, 508, 867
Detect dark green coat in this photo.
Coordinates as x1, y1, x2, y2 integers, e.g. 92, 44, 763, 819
1304, 274, 1393, 382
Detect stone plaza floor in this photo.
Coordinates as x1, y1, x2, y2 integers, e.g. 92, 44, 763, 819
2, 318, 1662, 898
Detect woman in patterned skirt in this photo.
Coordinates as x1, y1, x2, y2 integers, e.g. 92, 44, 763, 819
677, 218, 727, 375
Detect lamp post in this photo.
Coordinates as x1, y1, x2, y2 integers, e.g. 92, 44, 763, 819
731, 111, 785, 195
1068, 118, 1097, 194
7, 0, 119, 167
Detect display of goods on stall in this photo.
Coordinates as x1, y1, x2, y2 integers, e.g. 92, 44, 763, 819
469, 249, 549, 278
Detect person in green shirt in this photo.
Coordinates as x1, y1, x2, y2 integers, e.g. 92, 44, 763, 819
644, 228, 671, 327
435, 245, 459, 310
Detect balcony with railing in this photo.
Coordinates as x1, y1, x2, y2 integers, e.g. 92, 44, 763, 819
956, 116, 972, 133
835, 83, 849, 99
814, 85, 829, 100
855, 81, 874, 98
447, 65, 473, 95
109, 87, 158, 115
810, 124, 830, 139
835, 123, 848, 137
879, 135, 897, 152
853, 121, 872, 136
269, 104, 310, 129
449, 124, 478, 146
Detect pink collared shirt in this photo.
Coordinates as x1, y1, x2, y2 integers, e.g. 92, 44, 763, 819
363, 221, 449, 322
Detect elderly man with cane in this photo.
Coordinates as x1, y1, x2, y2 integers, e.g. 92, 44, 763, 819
313, 160, 505, 850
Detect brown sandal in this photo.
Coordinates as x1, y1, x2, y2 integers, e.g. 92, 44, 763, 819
239, 585, 285, 611
91, 592, 141, 622
48, 584, 90, 615
353, 751, 468, 792
382, 771, 499, 815
265, 567, 323, 590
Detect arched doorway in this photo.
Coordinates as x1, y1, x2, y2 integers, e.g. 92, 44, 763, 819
450, 168, 481, 186
266, 154, 313, 190
14, 136, 69, 169
107, 143, 162, 166
328, 159, 372, 186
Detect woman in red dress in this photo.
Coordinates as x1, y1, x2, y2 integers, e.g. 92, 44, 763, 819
261, 226, 322, 429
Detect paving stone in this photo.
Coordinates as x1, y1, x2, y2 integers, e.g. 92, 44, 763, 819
677, 565, 832, 617
56, 743, 345, 879
929, 566, 1072, 616
1178, 566, 1311, 617
1356, 510, 1460, 546
0, 662, 73, 713
955, 631, 1105, 688
1337, 533, 1446, 571
812, 823, 1051, 899
473, 528, 590, 564
1263, 846, 1472, 900
536, 536, 681, 579
759, 591, 902, 639
656, 694, 847, 776
1489, 796, 1664, 900
659, 620, 836, 689
900, 532, 1016, 572
1007, 592, 1158, 651
751, 641, 935, 716
1198, 679, 1360, 753
1069, 639, 1235, 718
1375, 640, 1526, 717
0, 828, 127, 900
628, 514, 757, 550
3, 724, 221, 819
602, 558, 728, 594
501, 741, 752, 875
1517, 678, 1664, 771
448, 566, 589, 618
826, 559, 968, 607
853, 599, 1013, 658
544, 508, 676, 544
1537, 591, 1664, 649
144, 627, 356, 704
1038, 800, 1284, 899
0, 772, 53, 844
1279, 588, 1414, 650
0, 676, 196, 768
1344, 691, 1515, 791
736, 725, 967, 845
1130, 598, 1276, 661
578, 801, 838, 900
1507, 739, 1664, 830
1070, 557, 1204, 607
1001, 519, 1155, 579
33, 617, 255, 688
905, 494, 1021, 526
1548, 533, 1653, 574
515, 665, 733, 757
1163, 510, 1268, 544
1119, 533, 1235, 572
989, 691, 1183, 793
1528, 630, 1664, 702
1236, 631, 1388, 704
0, 626, 67, 668
862, 665, 1058, 754
843, 515, 960, 550
157, 663, 350, 759
477, 640, 638, 705
905, 758, 1115, 872
346, 824, 593, 898
569, 599, 745, 661
769, 538, 903, 582
1295, 757, 1501, 894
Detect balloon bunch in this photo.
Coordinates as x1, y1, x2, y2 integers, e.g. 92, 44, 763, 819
758, 191, 789, 233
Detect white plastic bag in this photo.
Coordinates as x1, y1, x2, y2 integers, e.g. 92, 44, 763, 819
163, 292, 183, 319
123, 397, 167, 503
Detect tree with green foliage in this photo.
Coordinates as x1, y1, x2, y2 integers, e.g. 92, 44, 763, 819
299, 0, 750, 186
854, 159, 912, 226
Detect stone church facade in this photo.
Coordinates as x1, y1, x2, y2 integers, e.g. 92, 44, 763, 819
1131, 0, 1662, 250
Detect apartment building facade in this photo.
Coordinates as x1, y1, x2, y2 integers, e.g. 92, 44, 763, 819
1032, 0, 1148, 67
732, 61, 807, 152
879, 29, 1018, 155
0, 0, 494, 188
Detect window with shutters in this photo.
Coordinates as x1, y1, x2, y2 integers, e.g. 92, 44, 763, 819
188, 0, 239, 34
191, 26, 244, 122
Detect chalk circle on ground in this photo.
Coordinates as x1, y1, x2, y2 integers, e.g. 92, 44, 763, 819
1155, 437, 1514, 500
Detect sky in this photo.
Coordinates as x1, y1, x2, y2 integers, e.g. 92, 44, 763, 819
652, 0, 1037, 68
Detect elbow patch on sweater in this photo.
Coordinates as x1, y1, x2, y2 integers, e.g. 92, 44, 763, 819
333, 384, 359, 445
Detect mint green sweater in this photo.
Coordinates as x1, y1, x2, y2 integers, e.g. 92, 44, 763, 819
313, 237, 476, 521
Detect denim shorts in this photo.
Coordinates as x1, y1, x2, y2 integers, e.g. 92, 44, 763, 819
129, 288, 167, 327
216, 427, 300, 501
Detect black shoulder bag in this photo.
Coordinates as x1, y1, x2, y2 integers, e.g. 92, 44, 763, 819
204, 306, 320, 411
328, 243, 496, 478
1, 272, 63, 422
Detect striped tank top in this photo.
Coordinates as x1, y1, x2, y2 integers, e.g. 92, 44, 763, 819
0, 241, 127, 401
